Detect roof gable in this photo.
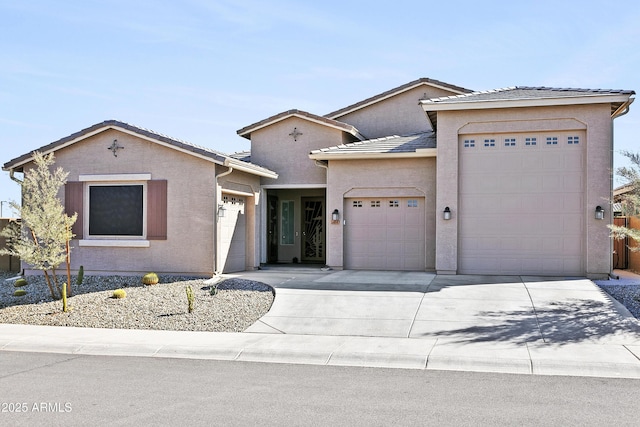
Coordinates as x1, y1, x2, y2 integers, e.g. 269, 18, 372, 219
325, 77, 473, 120
3, 120, 277, 178
237, 109, 364, 140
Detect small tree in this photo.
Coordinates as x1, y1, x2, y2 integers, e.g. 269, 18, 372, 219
609, 150, 640, 249
0, 152, 77, 300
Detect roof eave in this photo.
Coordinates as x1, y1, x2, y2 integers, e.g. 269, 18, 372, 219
224, 158, 278, 179
420, 93, 634, 112
308, 149, 437, 161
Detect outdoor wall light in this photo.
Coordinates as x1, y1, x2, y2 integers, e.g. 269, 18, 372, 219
443, 207, 452, 220
595, 205, 604, 220
217, 204, 226, 218
332, 209, 340, 222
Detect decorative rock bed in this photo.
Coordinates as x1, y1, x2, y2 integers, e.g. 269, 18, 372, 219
0, 272, 274, 332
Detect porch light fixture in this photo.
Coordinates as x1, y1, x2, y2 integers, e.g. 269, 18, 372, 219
595, 205, 604, 220
443, 207, 452, 220
217, 204, 226, 218
332, 209, 340, 222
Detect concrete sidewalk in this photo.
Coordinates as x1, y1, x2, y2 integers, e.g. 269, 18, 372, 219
2, 269, 640, 379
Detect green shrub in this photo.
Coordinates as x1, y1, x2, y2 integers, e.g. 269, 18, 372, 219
142, 272, 159, 285
76, 265, 84, 286
14, 278, 28, 287
112, 289, 127, 299
13, 289, 27, 297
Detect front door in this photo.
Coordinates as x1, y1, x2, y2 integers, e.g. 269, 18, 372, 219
302, 197, 325, 263
267, 195, 278, 263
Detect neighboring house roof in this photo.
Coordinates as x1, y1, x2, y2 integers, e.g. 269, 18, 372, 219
325, 77, 473, 120
3, 120, 277, 178
420, 86, 636, 130
309, 131, 436, 160
236, 109, 365, 140
229, 150, 252, 163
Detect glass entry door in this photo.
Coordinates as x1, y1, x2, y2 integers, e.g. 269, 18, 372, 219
302, 198, 325, 262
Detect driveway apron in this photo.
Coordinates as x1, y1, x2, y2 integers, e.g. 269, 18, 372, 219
242, 270, 640, 346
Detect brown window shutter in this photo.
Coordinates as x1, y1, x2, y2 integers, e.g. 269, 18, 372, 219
65, 181, 83, 239
147, 180, 167, 240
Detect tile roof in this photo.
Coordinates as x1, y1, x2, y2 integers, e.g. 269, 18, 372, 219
325, 77, 473, 119
420, 86, 635, 105
236, 109, 364, 140
310, 131, 436, 157
3, 120, 277, 177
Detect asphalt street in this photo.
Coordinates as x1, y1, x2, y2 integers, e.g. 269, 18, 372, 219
1, 351, 640, 426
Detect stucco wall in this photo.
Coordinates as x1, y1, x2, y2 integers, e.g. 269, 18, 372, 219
435, 103, 614, 277
325, 157, 437, 269
23, 129, 221, 276
250, 117, 344, 186
332, 85, 456, 139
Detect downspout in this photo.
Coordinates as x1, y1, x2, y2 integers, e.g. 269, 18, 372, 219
9, 168, 23, 184
213, 166, 233, 277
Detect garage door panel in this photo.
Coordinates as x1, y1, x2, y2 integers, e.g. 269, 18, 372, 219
459, 132, 584, 275
345, 197, 426, 271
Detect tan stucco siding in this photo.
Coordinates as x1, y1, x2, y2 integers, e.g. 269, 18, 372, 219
334, 86, 455, 139
325, 157, 436, 270
435, 103, 614, 277
250, 117, 343, 186
41, 129, 218, 276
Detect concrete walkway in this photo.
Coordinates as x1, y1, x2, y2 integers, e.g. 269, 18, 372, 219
2, 269, 640, 379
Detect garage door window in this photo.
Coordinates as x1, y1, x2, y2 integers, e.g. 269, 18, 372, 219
483, 139, 496, 147
389, 200, 399, 208
407, 199, 418, 208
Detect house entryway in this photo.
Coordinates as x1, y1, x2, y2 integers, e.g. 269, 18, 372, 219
264, 188, 326, 265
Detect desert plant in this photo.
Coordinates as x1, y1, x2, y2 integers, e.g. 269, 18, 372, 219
142, 272, 159, 285
13, 289, 27, 297
186, 285, 195, 313
209, 283, 219, 296
76, 265, 84, 286
62, 282, 68, 312
14, 278, 28, 287
112, 289, 127, 299
0, 152, 77, 300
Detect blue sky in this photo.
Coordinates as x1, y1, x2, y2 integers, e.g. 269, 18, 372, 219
1, 0, 639, 216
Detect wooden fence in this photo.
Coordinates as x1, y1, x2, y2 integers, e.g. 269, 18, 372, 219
0, 218, 20, 272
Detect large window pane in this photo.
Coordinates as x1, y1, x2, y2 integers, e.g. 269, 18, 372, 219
281, 200, 294, 245
89, 185, 143, 236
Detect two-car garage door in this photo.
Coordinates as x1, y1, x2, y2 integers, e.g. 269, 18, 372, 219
344, 197, 426, 270
458, 133, 585, 276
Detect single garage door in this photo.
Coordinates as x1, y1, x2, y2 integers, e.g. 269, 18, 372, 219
458, 133, 584, 275
345, 197, 426, 270
220, 195, 246, 273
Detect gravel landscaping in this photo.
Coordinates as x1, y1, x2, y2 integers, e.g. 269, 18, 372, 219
596, 275, 640, 319
0, 271, 274, 332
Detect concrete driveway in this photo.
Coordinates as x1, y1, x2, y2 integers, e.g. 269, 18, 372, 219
242, 269, 640, 346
